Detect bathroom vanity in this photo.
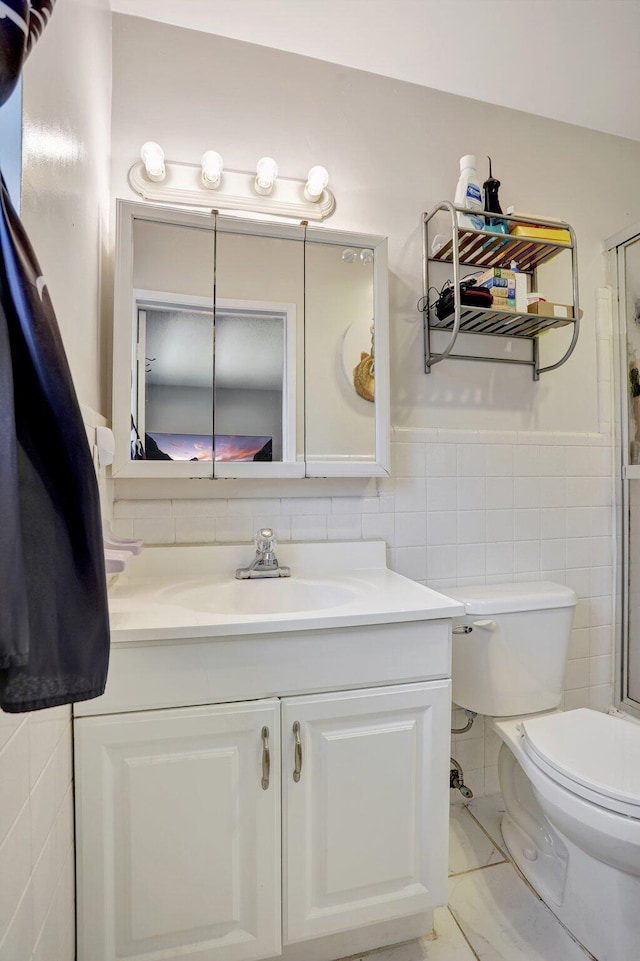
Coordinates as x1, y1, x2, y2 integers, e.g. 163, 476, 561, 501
73, 541, 463, 961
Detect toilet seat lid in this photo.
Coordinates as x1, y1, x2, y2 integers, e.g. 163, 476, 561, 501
521, 708, 640, 816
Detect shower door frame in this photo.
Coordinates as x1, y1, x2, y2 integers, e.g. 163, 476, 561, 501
607, 220, 640, 716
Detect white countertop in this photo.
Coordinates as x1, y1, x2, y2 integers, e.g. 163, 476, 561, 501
107, 540, 464, 642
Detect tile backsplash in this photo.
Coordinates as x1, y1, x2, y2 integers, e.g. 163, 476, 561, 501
0, 403, 110, 959
0, 707, 75, 961
114, 426, 616, 800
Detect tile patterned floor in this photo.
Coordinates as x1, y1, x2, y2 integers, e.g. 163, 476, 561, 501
345, 795, 593, 961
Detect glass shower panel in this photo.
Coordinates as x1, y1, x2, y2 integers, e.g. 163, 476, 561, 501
628, 481, 640, 702
622, 234, 640, 706
625, 238, 640, 465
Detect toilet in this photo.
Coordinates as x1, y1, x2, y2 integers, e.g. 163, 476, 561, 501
442, 580, 640, 961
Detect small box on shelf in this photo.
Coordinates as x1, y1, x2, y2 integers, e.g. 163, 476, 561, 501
509, 224, 571, 244
527, 301, 582, 322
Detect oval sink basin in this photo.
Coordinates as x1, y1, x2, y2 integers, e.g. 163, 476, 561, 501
159, 577, 357, 616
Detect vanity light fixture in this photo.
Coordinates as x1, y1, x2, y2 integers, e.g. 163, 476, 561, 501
254, 156, 278, 195
129, 149, 335, 220
140, 141, 165, 182
201, 150, 223, 188
304, 165, 329, 202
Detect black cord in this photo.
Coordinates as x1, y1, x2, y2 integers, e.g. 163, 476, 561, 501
417, 274, 480, 313
417, 287, 441, 312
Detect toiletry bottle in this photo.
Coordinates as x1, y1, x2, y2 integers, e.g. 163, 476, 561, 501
510, 259, 528, 313
454, 155, 484, 230
482, 156, 508, 233
483, 157, 502, 217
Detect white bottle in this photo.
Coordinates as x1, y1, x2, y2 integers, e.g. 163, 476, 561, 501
454, 154, 484, 230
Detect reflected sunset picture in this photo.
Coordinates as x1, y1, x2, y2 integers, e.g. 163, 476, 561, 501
146, 433, 272, 462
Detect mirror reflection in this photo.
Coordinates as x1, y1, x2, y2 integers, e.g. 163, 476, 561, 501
214, 228, 304, 469
131, 219, 214, 463
305, 240, 376, 464
214, 305, 286, 462
114, 202, 389, 478
138, 301, 214, 462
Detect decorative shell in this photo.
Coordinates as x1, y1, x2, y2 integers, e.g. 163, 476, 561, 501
353, 351, 375, 403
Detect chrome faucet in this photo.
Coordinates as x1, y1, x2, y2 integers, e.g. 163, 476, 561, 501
235, 528, 291, 579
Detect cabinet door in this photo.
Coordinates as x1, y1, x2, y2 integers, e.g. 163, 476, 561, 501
282, 681, 451, 943
75, 699, 281, 961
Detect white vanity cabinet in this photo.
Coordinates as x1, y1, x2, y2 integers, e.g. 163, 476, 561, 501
282, 682, 450, 944
75, 681, 450, 961
74, 542, 464, 961
74, 699, 282, 961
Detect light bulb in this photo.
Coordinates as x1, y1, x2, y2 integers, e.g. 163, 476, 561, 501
304, 165, 329, 201
255, 156, 278, 195
201, 150, 223, 187
342, 248, 357, 263
140, 141, 165, 182
360, 248, 374, 264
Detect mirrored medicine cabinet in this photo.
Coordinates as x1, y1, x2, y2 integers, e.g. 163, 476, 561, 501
111, 200, 390, 479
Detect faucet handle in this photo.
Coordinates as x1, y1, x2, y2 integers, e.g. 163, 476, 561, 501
255, 528, 277, 553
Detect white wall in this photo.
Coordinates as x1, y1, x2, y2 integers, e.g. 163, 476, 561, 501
110, 15, 640, 435
21, 0, 113, 414
108, 17, 631, 797
0, 708, 74, 961
0, 4, 112, 960
108, 0, 640, 143
146, 384, 213, 436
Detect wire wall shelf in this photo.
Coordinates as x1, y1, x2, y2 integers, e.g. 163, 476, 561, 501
430, 226, 571, 274
428, 304, 574, 339
422, 201, 580, 381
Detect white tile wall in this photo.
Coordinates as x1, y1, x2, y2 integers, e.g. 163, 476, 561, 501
0, 404, 109, 959
0, 707, 74, 961
114, 426, 616, 800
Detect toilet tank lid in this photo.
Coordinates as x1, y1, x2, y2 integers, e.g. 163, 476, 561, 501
440, 581, 576, 615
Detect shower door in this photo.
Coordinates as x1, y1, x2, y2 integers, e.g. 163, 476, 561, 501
610, 224, 640, 712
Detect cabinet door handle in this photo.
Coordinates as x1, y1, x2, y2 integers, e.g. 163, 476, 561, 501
261, 726, 270, 790
293, 720, 302, 782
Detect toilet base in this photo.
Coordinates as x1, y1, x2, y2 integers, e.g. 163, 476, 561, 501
496, 724, 640, 961
498, 741, 569, 908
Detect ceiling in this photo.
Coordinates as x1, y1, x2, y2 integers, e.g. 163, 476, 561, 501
110, 0, 640, 142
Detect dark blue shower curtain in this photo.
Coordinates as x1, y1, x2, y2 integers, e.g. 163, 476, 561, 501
0, 0, 110, 712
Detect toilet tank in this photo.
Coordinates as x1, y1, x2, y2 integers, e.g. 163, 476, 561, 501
441, 581, 576, 717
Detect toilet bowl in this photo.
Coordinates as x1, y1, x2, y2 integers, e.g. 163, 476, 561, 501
441, 581, 640, 961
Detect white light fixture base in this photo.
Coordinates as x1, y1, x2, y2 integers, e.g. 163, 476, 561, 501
128, 160, 336, 221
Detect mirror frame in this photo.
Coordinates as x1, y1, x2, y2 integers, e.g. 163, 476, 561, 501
111, 200, 390, 479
